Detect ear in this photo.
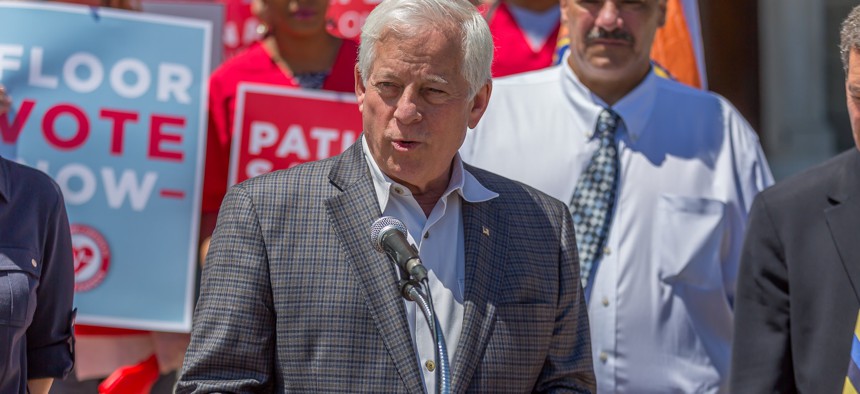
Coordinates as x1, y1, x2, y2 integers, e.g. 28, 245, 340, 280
559, 0, 570, 25
467, 81, 492, 129
657, 0, 668, 27
354, 64, 366, 112
254, 0, 273, 27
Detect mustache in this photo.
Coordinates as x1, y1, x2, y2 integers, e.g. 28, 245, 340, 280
586, 27, 634, 44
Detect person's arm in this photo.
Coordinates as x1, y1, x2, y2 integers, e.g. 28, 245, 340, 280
721, 97, 775, 307
27, 182, 75, 381
729, 194, 795, 392
27, 378, 53, 394
533, 205, 596, 393
177, 184, 275, 393
197, 212, 218, 266
0, 84, 10, 116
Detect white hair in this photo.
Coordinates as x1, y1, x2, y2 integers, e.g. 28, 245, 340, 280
357, 0, 493, 98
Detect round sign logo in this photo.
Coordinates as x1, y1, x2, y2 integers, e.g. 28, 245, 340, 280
71, 224, 111, 292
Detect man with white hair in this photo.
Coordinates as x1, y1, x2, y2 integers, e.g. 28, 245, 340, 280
177, 0, 595, 392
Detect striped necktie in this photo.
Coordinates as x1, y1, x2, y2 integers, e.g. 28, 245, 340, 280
845, 310, 860, 393
569, 109, 620, 290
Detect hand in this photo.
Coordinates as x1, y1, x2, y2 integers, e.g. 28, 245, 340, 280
101, 0, 141, 10
0, 85, 10, 116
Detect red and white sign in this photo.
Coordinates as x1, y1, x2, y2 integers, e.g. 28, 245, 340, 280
221, 0, 260, 60
326, 0, 381, 40
229, 83, 362, 185
71, 223, 111, 293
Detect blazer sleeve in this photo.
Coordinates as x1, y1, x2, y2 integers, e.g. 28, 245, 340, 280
729, 193, 795, 393
177, 184, 276, 393
533, 205, 597, 393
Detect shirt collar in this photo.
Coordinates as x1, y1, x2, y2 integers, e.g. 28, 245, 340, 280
561, 57, 659, 143
361, 135, 498, 212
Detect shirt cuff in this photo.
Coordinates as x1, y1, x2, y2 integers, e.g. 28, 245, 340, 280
28, 308, 76, 379
27, 338, 75, 379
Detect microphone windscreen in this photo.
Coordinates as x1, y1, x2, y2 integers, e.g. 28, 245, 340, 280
370, 216, 407, 253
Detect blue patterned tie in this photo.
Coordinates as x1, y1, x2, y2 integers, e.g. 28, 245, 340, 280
570, 109, 620, 289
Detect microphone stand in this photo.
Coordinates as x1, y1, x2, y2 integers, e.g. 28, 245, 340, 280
400, 279, 451, 394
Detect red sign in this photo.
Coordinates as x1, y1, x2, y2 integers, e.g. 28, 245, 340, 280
222, 0, 261, 61
229, 83, 362, 185
326, 0, 381, 40
71, 223, 111, 293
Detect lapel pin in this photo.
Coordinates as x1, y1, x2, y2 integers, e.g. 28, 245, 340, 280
482, 226, 490, 237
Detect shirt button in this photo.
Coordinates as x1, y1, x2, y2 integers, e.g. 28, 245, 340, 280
423, 231, 430, 239
599, 352, 608, 363
393, 186, 404, 195
31, 259, 37, 267
603, 246, 612, 256
425, 360, 436, 372
601, 297, 609, 307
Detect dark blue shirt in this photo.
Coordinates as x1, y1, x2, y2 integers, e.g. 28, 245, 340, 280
0, 157, 74, 392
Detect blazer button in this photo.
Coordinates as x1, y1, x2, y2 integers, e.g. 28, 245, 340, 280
425, 360, 436, 372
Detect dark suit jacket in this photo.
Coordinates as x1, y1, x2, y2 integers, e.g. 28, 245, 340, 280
730, 149, 860, 393
177, 141, 595, 393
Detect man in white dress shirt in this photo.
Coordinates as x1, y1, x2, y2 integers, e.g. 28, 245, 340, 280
461, 0, 773, 392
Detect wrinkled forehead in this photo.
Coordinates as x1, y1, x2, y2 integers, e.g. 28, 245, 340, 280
849, 50, 860, 77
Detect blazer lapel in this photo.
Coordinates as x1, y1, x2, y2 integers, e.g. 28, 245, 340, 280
324, 142, 425, 393
452, 197, 510, 393
826, 150, 860, 302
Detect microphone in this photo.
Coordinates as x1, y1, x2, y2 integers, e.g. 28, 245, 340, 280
370, 216, 428, 281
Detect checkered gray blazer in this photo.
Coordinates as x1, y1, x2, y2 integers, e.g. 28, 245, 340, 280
177, 141, 595, 393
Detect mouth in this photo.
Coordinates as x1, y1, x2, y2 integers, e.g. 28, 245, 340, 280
587, 38, 631, 47
293, 9, 317, 20
392, 139, 420, 151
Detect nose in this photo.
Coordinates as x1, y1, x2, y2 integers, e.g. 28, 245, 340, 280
393, 88, 422, 124
595, 1, 622, 31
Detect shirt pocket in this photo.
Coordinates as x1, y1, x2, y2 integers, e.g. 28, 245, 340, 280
0, 248, 40, 327
653, 195, 726, 290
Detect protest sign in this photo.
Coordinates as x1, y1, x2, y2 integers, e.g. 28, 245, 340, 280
0, 1, 210, 332
229, 83, 361, 185
326, 0, 381, 40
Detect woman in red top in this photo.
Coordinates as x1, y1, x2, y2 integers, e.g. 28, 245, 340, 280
482, 0, 560, 77
202, 0, 358, 253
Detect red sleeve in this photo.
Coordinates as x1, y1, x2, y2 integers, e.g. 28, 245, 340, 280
322, 39, 359, 93
202, 70, 234, 214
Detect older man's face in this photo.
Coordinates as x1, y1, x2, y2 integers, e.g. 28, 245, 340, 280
561, 0, 665, 86
355, 27, 491, 194
846, 50, 860, 151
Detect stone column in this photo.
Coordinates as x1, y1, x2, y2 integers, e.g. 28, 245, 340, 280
759, 0, 836, 179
